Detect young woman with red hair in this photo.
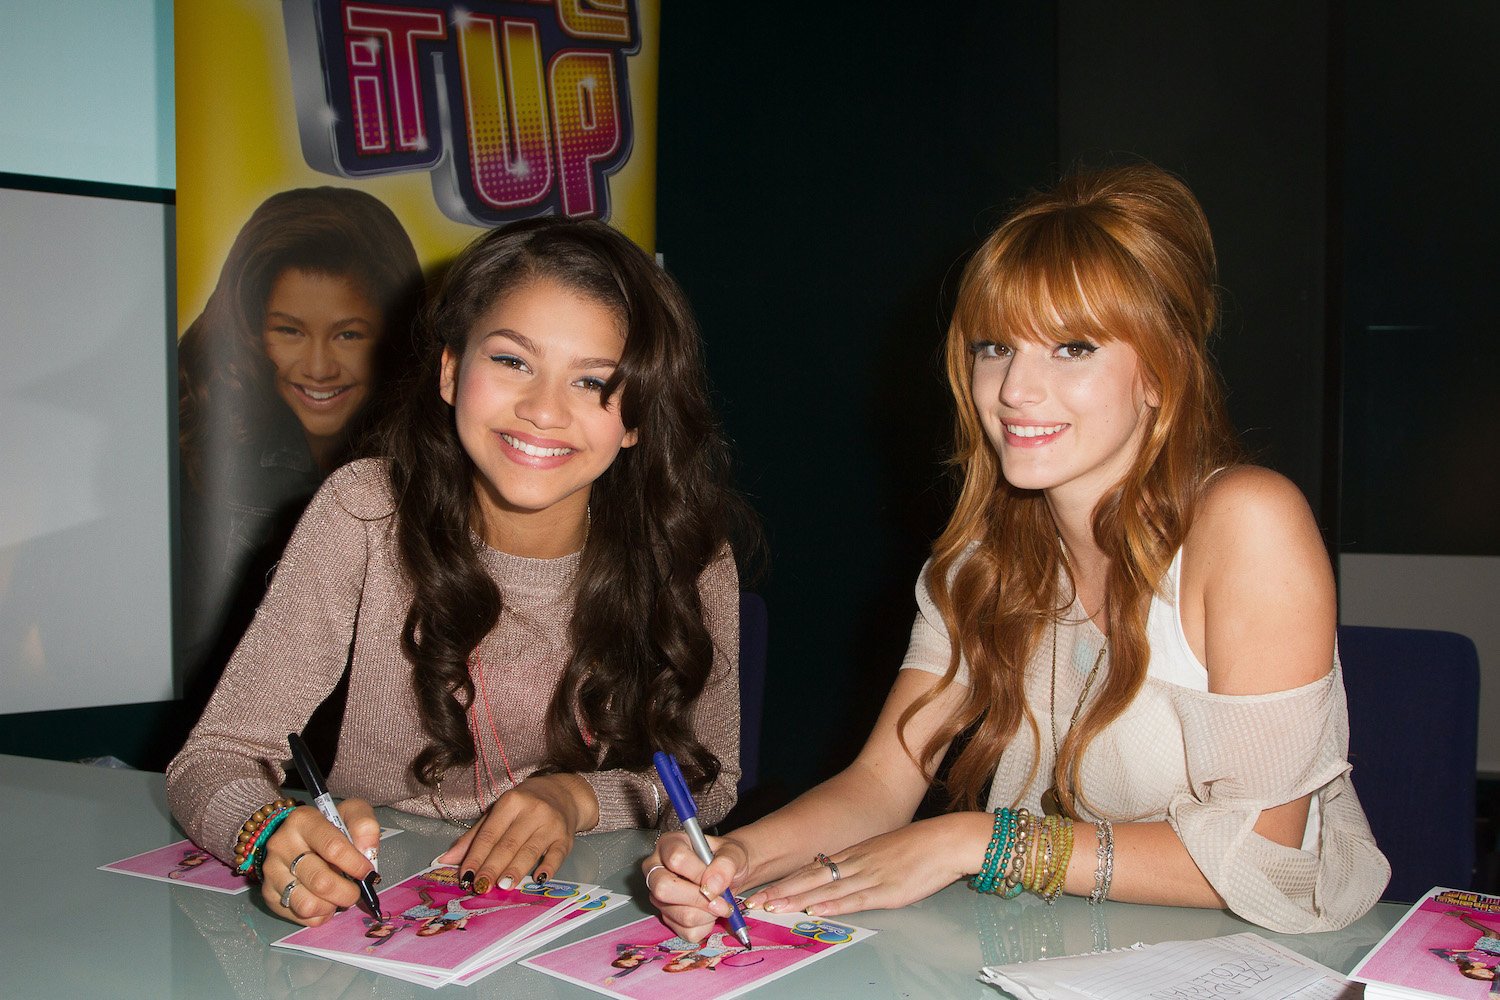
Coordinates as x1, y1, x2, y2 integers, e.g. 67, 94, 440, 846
645, 163, 1388, 934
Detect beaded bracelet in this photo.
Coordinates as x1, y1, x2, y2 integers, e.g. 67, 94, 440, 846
232, 797, 299, 878
237, 805, 296, 881
969, 808, 1013, 894
971, 808, 1084, 904
989, 808, 1016, 893
1021, 813, 1054, 897
1000, 809, 1031, 899
1039, 816, 1073, 903
1088, 819, 1114, 905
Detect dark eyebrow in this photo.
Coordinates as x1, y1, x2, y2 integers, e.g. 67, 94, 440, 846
480, 330, 620, 369
265, 310, 372, 327
481, 329, 538, 353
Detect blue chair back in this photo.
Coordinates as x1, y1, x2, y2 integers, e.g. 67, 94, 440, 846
738, 592, 769, 795
1338, 624, 1479, 902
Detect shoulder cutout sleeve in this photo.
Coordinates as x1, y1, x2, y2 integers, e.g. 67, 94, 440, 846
1164, 666, 1390, 932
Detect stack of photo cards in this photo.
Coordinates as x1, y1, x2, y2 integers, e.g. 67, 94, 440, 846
521, 909, 876, 1000
274, 865, 620, 988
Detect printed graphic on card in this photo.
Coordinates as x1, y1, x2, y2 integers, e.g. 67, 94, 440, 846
100, 827, 403, 894
276, 866, 589, 974
100, 840, 250, 893
522, 909, 875, 1000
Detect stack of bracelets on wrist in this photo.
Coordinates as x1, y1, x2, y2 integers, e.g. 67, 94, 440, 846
968, 807, 1078, 903
1088, 818, 1114, 905
233, 797, 299, 880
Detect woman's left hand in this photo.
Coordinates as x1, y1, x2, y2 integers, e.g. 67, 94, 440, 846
437, 773, 599, 894
746, 813, 990, 918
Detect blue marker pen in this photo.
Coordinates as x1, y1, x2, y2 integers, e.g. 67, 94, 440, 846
652, 751, 752, 949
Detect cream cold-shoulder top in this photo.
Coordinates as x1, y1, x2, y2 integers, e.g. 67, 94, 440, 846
900, 551, 1390, 933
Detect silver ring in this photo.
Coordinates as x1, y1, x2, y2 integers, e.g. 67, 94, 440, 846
644, 864, 667, 893
814, 853, 841, 882
279, 877, 298, 909
288, 851, 310, 879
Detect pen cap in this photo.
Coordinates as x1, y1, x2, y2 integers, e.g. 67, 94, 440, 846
287, 732, 324, 797
652, 751, 698, 822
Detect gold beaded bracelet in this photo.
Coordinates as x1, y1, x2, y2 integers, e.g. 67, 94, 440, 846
1039, 817, 1073, 902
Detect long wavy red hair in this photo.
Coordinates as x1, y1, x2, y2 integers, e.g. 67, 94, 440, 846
901, 163, 1242, 815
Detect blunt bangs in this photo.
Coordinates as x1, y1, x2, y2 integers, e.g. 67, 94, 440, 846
955, 209, 1171, 357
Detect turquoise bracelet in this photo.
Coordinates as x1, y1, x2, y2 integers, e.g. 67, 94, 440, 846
234, 804, 296, 879
969, 807, 1015, 894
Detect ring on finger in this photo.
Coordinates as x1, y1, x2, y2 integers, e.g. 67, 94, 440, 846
814, 852, 841, 882
288, 851, 310, 879
644, 864, 667, 893
279, 877, 299, 909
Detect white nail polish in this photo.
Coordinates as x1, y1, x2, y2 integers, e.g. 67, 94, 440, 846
364, 848, 379, 868
498, 876, 514, 891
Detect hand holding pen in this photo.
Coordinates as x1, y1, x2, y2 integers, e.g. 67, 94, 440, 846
256, 733, 383, 926
652, 751, 753, 949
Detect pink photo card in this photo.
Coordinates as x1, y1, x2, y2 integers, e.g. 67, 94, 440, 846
522, 909, 875, 1000
99, 839, 248, 894
275, 866, 589, 975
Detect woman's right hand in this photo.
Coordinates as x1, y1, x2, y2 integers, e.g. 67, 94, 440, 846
259, 800, 380, 926
643, 831, 751, 943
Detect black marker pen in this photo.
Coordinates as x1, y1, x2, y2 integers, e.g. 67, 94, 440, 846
287, 732, 383, 920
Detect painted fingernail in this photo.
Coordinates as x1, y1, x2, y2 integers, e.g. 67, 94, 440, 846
700, 886, 714, 900
473, 875, 491, 894
461, 870, 475, 890
535, 871, 550, 884
497, 876, 514, 891
364, 847, 379, 866
763, 901, 779, 913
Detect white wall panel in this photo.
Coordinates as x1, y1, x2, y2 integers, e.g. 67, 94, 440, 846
0, 187, 174, 711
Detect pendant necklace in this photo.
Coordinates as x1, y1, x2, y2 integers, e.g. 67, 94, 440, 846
1041, 615, 1108, 816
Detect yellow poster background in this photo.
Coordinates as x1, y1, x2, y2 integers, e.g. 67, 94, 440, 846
175, 0, 660, 335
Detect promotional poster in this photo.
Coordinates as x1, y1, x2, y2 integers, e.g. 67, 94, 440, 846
174, 1, 659, 698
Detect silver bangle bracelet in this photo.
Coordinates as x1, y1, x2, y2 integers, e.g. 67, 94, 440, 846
1088, 819, 1114, 905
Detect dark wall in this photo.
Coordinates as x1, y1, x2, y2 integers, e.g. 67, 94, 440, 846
1337, 2, 1500, 556
656, 5, 1059, 797
20, 5, 1484, 809
1056, 1, 1332, 523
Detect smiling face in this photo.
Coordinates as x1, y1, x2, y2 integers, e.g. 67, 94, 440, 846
969, 334, 1156, 511
441, 277, 638, 556
261, 268, 384, 466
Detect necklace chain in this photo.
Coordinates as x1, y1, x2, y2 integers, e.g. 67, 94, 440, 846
1045, 615, 1108, 814
431, 653, 516, 829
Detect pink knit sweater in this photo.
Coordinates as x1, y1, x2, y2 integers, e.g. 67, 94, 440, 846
167, 460, 741, 861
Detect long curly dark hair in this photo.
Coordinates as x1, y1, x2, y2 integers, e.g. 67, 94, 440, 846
385, 218, 755, 792
177, 187, 422, 490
